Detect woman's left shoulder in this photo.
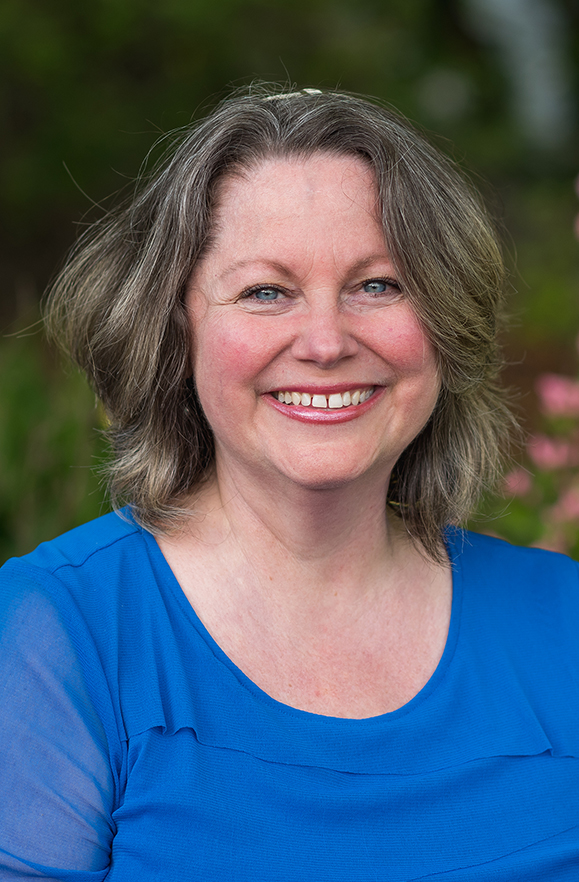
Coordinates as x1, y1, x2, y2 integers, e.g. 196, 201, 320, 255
446, 526, 579, 601
448, 525, 578, 568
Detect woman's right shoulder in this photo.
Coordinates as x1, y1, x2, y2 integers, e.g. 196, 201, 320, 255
0, 508, 159, 739
0, 508, 146, 619
13, 507, 140, 570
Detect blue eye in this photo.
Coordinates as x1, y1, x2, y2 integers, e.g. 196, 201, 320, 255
363, 280, 386, 294
362, 278, 400, 296
250, 286, 281, 301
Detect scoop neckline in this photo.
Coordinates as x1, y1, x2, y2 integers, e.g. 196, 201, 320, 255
140, 524, 464, 726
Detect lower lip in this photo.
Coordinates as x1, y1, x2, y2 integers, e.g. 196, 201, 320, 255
265, 388, 383, 424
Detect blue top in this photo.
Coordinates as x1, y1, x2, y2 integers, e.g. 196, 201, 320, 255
1, 510, 579, 881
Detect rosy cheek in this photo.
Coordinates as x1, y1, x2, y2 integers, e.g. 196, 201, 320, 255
371, 316, 435, 374
194, 316, 274, 382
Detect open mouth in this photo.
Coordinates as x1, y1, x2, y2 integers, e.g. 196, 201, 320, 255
271, 387, 375, 410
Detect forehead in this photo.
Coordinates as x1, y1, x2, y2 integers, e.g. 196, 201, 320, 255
207, 153, 382, 247
216, 151, 377, 210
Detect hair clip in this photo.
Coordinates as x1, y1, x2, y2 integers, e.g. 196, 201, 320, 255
262, 88, 322, 101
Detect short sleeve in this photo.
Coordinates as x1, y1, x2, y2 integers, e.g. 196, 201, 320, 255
0, 562, 120, 880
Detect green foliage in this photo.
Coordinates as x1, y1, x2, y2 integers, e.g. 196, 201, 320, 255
0, 0, 548, 235
505, 180, 579, 341
0, 325, 108, 564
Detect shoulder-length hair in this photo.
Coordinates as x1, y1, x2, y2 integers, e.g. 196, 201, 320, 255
45, 85, 514, 561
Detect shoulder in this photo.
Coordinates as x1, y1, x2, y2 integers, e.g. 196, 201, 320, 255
14, 507, 142, 574
0, 509, 168, 741
1, 508, 145, 588
447, 527, 579, 586
0, 509, 149, 638
447, 530, 579, 756
448, 527, 579, 653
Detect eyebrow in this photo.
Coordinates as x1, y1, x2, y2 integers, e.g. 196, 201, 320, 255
216, 254, 396, 283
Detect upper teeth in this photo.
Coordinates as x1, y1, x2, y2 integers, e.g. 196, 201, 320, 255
273, 388, 374, 408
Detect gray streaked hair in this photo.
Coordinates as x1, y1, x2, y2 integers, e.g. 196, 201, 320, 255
45, 85, 514, 561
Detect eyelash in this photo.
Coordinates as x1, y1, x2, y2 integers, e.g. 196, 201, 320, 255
242, 284, 286, 302
362, 277, 401, 295
240, 277, 402, 302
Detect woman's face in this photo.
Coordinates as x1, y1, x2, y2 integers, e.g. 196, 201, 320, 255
186, 153, 440, 493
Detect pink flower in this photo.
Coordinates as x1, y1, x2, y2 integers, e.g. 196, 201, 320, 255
503, 467, 532, 496
550, 487, 579, 523
527, 434, 579, 469
535, 373, 579, 417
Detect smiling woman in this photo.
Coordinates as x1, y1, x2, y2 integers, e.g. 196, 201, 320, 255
44, 87, 509, 561
1, 87, 579, 881
186, 154, 440, 495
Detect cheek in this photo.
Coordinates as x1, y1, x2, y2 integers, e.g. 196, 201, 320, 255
192, 315, 276, 393
371, 310, 438, 376
192, 316, 280, 448
403, 329, 438, 377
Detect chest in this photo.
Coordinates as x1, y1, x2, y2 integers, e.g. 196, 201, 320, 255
160, 547, 453, 719
218, 617, 451, 717
108, 727, 579, 881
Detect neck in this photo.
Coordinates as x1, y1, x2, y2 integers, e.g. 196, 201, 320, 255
182, 457, 422, 606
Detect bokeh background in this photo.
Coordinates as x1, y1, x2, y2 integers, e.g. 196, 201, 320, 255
1, 0, 578, 564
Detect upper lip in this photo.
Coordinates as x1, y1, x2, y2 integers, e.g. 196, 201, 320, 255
266, 383, 378, 394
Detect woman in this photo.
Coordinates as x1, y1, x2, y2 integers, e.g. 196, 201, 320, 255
1, 87, 578, 880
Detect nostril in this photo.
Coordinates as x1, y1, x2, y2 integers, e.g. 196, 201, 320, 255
292, 318, 358, 366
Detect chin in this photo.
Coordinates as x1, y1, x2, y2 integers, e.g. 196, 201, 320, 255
273, 453, 389, 493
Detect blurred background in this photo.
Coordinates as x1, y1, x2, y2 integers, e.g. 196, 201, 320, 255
1, 0, 578, 563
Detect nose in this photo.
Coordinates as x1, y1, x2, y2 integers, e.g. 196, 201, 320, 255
291, 302, 359, 368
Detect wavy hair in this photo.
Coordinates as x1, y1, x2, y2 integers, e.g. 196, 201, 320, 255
45, 86, 514, 561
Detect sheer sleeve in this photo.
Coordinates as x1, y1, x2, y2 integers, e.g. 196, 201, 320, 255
0, 562, 121, 880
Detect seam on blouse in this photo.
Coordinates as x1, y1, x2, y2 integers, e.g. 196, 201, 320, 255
406, 822, 579, 880
41, 523, 141, 577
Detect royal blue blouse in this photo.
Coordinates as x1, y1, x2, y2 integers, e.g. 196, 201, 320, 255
1, 510, 579, 880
